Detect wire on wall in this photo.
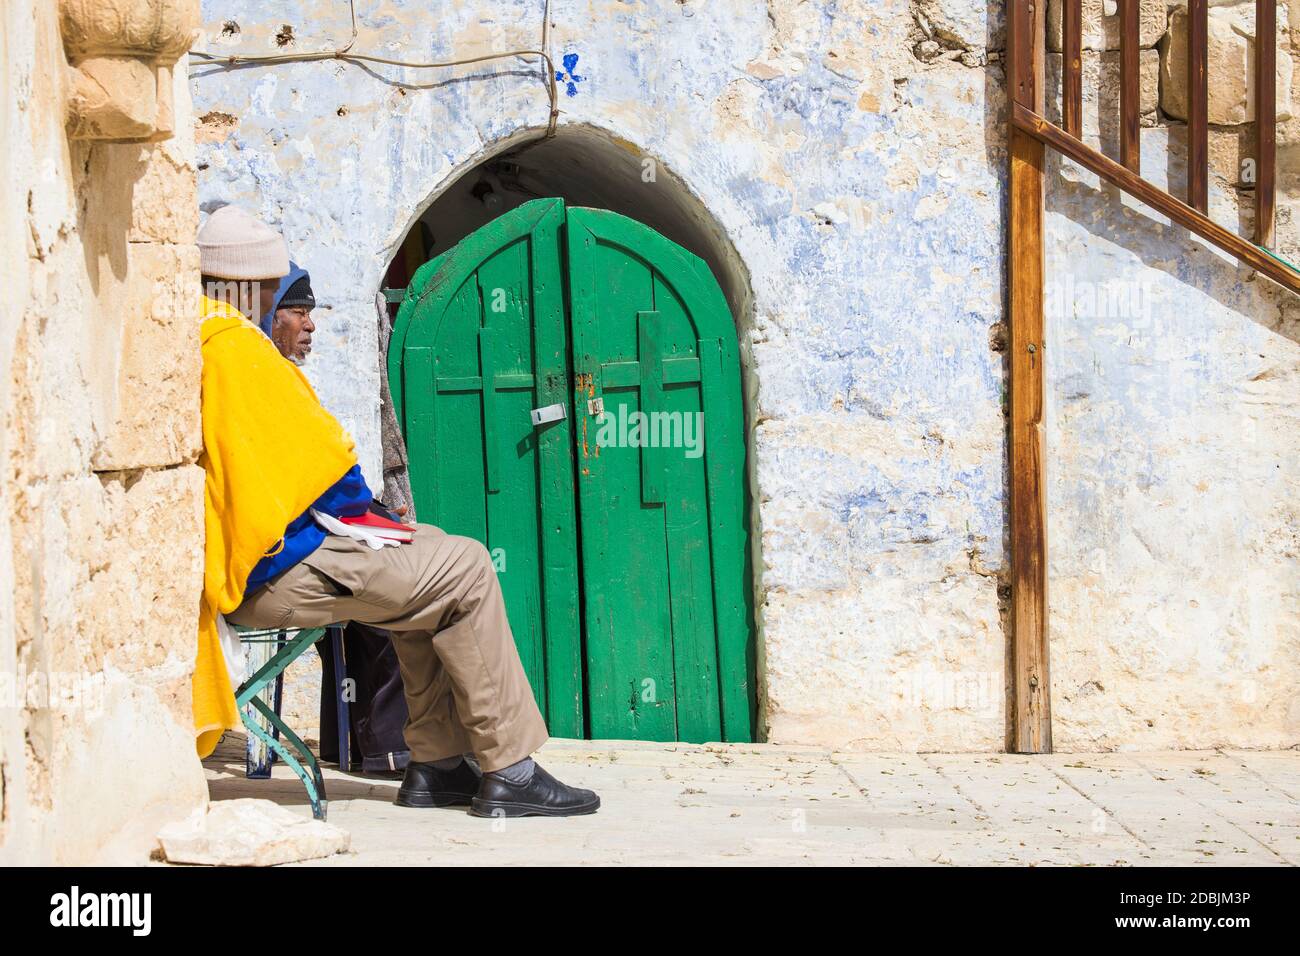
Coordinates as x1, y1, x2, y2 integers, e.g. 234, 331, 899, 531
189, 0, 560, 137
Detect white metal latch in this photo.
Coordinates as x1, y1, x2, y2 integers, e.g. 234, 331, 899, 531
530, 403, 567, 426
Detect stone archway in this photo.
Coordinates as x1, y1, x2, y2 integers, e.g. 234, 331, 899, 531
383, 124, 753, 321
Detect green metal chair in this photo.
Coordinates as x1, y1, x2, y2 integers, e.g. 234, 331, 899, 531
233, 624, 344, 821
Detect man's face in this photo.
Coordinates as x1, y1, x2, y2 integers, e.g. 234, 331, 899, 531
272, 306, 315, 363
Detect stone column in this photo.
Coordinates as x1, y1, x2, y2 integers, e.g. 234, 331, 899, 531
0, 0, 206, 865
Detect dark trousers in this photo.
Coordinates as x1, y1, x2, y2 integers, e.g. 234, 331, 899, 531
319, 621, 412, 773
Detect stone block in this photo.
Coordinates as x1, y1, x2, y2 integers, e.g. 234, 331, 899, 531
126, 146, 199, 244
81, 96, 197, 249
60, 465, 204, 676
915, 0, 991, 52
1161, 2, 1294, 124
130, 65, 198, 243
1048, 0, 1168, 53
49, 673, 209, 864
1049, 49, 1161, 142
157, 798, 350, 866
1208, 123, 1253, 187
90, 242, 201, 471
66, 56, 160, 141
29, 475, 114, 670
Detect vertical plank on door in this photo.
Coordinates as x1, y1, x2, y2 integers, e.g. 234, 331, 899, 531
476, 244, 546, 712
477, 324, 502, 495
528, 203, 584, 737
568, 212, 677, 741
637, 311, 666, 505
696, 335, 753, 742
652, 279, 722, 742
434, 279, 489, 544
402, 346, 437, 524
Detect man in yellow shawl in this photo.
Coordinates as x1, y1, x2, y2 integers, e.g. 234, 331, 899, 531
194, 206, 599, 818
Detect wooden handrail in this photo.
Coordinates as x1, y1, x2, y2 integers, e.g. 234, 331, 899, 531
1012, 103, 1300, 295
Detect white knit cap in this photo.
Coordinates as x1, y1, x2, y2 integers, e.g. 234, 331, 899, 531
197, 205, 290, 280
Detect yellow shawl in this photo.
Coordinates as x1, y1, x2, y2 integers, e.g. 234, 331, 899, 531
194, 296, 359, 758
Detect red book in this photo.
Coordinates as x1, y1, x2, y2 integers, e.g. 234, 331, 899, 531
338, 511, 415, 542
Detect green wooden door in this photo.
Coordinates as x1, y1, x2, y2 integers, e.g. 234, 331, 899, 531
391, 198, 754, 742
388, 198, 583, 737
565, 208, 752, 742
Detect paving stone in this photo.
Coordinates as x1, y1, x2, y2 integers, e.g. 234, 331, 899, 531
201, 734, 1300, 866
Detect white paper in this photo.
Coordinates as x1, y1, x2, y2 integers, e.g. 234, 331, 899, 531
310, 509, 404, 550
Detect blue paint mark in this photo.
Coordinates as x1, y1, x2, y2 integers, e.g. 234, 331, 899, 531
556, 53, 585, 97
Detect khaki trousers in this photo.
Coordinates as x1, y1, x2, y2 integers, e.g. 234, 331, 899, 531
226, 524, 549, 772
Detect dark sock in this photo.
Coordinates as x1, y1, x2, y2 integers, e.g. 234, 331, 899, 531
486, 756, 536, 785
429, 755, 463, 771
463, 752, 483, 776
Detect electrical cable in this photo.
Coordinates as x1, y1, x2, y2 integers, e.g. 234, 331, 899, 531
189, 0, 560, 136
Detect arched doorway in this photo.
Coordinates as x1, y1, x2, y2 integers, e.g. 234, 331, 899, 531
381, 125, 752, 321
388, 198, 755, 743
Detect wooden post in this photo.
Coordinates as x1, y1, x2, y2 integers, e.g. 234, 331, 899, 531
1007, 0, 1053, 753
1120, 0, 1142, 173
1063, 0, 1083, 138
1187, 0, 1209, 212
1255, 0, 1276, 247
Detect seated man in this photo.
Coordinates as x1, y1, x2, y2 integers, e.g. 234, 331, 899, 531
193, 205, 598, 817
257, 260, 413, 775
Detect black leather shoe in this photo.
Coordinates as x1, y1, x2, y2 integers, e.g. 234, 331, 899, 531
470, 763, 600, 818
394, 760, 481, 808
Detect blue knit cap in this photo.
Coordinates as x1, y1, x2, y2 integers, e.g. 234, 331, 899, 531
259, 261, 312, 338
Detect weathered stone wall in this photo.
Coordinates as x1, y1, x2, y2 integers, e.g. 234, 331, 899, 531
1039, 0, 1300, 748
192, 0, 1299, 752
0, 1, 207, 864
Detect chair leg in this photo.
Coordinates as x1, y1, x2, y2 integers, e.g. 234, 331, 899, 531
331, 625, 353, 772
235, 626, 330, 818
244, 695, 329, 821
271, 660, 285, 762
244, 636, 277, 779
